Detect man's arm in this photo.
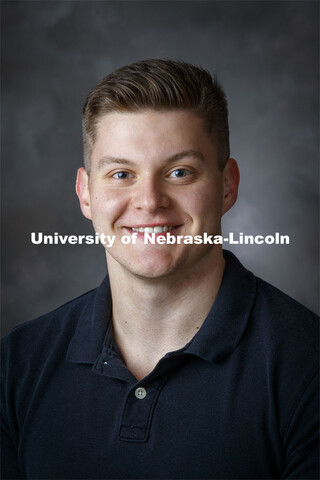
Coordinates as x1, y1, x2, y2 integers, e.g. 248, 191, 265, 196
1, 419, 24, 479
1, 341, 24, 479
281, 370, 319, 479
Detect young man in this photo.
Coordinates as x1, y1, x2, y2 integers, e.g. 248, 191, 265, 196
1, 60, 318, 479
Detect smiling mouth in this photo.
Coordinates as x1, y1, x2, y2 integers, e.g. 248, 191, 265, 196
128, 225, 180, 234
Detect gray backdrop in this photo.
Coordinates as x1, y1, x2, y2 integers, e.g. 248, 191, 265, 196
2, 0, 319, 337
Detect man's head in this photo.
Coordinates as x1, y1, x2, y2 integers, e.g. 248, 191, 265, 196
82, 59, 230, 172
77, 60, 239, 281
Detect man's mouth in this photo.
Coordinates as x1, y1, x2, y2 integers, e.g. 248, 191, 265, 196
130, 225, 177, 234
125, 224, 182, 237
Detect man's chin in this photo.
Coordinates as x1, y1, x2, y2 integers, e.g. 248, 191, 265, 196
124, 261, 177, 281
107, 253, 179, 281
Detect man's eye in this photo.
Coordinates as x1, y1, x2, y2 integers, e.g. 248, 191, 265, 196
169, 169, 191, 178
112, 171, 133, 180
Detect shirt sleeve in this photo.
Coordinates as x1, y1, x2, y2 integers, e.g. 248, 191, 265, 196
1, 419, 24, 479
281, 370, 319, 479
1, 348, 24, 480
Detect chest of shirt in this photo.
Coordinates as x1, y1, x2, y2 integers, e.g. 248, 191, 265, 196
16, 351, 283, 479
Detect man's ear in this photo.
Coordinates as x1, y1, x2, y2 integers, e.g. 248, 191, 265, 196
221, 158, 240, 216
76, 168, 92, 220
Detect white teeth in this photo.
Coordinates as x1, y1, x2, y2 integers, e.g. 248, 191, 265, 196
131, 225, 175, 233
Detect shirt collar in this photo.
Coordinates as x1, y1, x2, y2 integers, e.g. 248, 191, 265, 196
66, 250, 256, 364
186, 250, 256, 362
66, 275, 112, 363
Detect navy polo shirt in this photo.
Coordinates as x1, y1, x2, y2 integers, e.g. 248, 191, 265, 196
1, 251, 319, 479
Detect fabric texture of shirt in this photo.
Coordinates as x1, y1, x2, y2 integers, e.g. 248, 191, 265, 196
1, 251, 319, 479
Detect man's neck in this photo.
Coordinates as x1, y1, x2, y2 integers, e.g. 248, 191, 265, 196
107, 250, 225, 380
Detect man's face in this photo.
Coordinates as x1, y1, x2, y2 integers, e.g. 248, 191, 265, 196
77, 110, 239, 280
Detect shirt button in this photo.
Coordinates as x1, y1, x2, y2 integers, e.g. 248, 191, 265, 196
135, 387, 147, 399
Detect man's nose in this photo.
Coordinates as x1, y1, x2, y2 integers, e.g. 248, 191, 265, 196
131, 175, 170, 212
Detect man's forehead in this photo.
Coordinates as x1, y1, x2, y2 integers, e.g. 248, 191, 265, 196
93, 110, 215, 154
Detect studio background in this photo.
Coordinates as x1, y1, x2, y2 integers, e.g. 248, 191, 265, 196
2, 0, 319, 336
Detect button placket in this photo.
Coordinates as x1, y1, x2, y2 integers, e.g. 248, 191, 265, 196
119, 378, 167, 442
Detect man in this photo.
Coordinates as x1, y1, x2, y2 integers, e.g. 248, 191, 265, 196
1, 59, 318, 479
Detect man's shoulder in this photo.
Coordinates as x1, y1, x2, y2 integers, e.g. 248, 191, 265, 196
224, 250, 318, 333
1, 286, 98, 354
223, 249, 318, 373
254, 275, 318, 324
251, 275, 318, 360
248, 276, 319, 437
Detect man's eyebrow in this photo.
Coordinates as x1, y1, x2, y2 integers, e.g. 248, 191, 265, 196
166, 150, 206, 163
97, 157, 136, 169
97, 150, 205, 170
